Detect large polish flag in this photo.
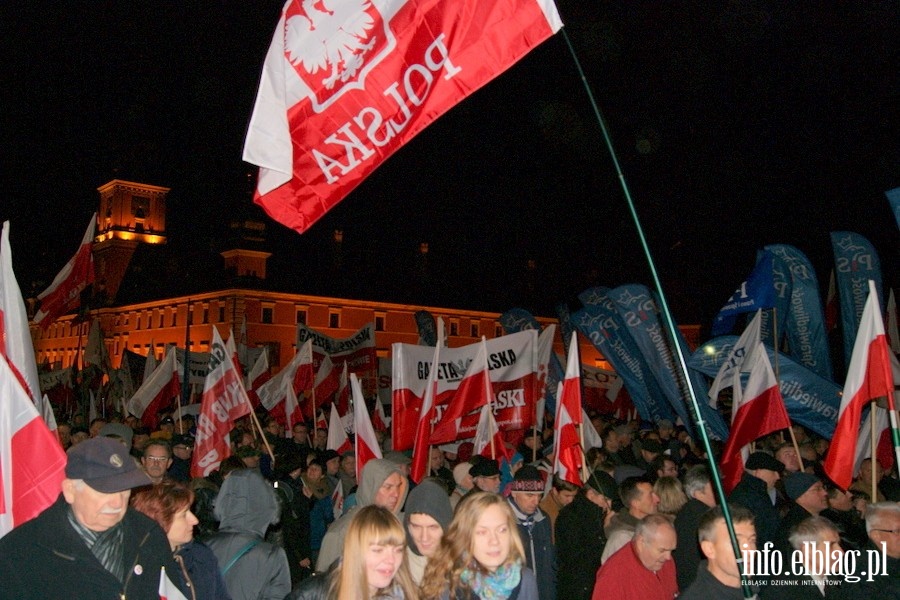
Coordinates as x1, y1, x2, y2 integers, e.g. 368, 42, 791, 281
553, 335, 584, 486
33, 214, 96, 327
257, 340, 313, 424
472, 403, 511, 463
0, 225, 67, 538
244, 0, 563, 233
824, 280, 896, 490
327, 402, 352, 455
429, 338, 491, 445
127, 346, 181, 430
719, 343, 792, 492
352, 373, 383, 480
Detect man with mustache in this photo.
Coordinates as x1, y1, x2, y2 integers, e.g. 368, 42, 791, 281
0, 437, 185, 599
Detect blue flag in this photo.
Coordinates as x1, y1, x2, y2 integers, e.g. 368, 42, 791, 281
886, 187, 900, 232
573, 287, 676, 426
765, 244, 833, 381
414, 310, 438, 346
690, 336, 840, 439
612, 284, 729, 440
711, 251, 777, 336
757, 252, 792, 349
830, 232, 884, 371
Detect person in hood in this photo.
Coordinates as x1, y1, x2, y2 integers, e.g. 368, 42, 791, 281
205, 469, 291, 600
315, 458, 409, 572
405, 479, 453, 584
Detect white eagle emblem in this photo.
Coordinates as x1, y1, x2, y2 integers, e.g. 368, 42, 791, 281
286, 0, 380, 91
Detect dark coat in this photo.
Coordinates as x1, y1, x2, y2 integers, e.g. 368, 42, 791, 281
555, 493, 607, 600
0, 494, 184, 600
177, 539, 232, 600
673, 498, 710, 592
678, 562, 747, 600
509, 500, 556, 600
760, 572, 851, 600
728, 472, 781, 548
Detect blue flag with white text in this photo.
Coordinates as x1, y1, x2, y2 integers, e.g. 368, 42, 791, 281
830, 232, 884, 371
764, 244, 833, 381
690, 336, 840, 439
573, 287, 675, 426
711, 251, 777, 336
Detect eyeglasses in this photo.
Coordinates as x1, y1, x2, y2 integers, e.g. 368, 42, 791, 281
143, 456, 170, 462
871, 528, 900, 535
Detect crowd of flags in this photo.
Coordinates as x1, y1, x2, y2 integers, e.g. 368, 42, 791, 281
1, 5, 898, 589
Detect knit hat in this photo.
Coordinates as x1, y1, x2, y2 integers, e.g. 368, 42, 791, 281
745, 451, 785, 473
509, 465, 544, 493
405, 480, 452, 530
784, 472, 820, 501
469, 459, 500, 478
66, 437, 151, 493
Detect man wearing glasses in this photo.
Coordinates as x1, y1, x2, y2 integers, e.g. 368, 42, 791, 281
857, 502, 900, 597
141, 440, 172, 485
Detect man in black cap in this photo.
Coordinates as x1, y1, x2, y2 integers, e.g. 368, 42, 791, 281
728, 451, 784, 550
774, 472, 828, 555
167, 433, 194, 483
507, 465, 556, 600
0, 437, 184, 599
469, 458, 502, 493
556, 470, 618, 600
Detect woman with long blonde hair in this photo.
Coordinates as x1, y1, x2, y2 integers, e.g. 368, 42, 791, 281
420, 492, 538, 600
289, 504, 419, 600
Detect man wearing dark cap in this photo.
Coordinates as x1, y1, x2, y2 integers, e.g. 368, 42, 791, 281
774, 472, 828, 555
0, 437, 184, 599
167, 433, 194, 483
728, 451, 784, 549
556, 470, 618, 600
404, 479, 452, 584
469, 458, 502, 493
507, 465, 556, 600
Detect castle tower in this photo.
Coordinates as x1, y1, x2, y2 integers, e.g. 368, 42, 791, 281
221, 219, 271, 280
93, 179, 169, 303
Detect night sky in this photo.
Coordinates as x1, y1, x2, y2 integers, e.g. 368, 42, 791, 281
2, 1, 897, 331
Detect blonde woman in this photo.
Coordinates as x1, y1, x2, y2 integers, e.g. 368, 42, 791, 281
653, 476, 688, 516
420, 492, 538, 600
289, 505, 419, 600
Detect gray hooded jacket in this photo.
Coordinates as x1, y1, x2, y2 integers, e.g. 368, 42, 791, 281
314, 458, 408, 572
205, 470, 291, 600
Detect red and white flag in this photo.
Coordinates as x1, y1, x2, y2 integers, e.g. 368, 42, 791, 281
331, 476, 344, 521
430, 338, 491, 445
472, 403, 511, 463
246, 346, 271, 393
144, 340, 159, 383
243, 0, 563, 233
371, 397, 391, 432
824, 280, 896, 490
410, 319, 443, 484
0, 222, 42, 402
335, 362, 350, 417
0, 352, 67, 539
225, 329, 244, 382
719, 342, 792, 492
33, 214, 96, 327
327, 402, 352, 455
36, 394, 59, 440
0, 225, 67, 538
191, 328, 253, 477
315, 409, 328, 433
352, 373, 382, 480
709, 309, 762, 406
257, 340, 313, 424
553, 335, 584, 486
313, 353, 340, 404
158, 566, 189, 600
128, 347, 181, 430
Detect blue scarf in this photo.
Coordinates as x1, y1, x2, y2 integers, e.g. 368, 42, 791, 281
460, 560, 522, 600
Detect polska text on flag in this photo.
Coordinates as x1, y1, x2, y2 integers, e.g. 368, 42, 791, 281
243, 0, 562, 233
33, 214, 96, 328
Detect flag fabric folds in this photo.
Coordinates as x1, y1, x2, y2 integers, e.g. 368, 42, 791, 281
472, 403, 511, 463
719, 343, 791, 493
430, 338, 491, 445
410, 319, 443, 483
708, 310, 762, 404
553, 335, 584, 486
326, 402, 352, 455
34, 214, 96, 327
127, 347, 181, 430
352, 373, 383, 480
158, 566, 189, 600
824, 280, 895, 490
243, 0, 563, 233
830, 232, 884, 370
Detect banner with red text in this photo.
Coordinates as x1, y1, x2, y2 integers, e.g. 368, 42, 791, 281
244, 0, 563, 233
392, 330, 538, 451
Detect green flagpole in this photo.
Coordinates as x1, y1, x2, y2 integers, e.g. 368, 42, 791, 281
561, 29, 755, 598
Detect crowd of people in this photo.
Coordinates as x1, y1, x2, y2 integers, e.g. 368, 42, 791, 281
0, 409, 898, 600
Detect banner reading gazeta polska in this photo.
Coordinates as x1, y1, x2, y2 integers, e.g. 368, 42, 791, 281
295, 322, 377, 374
391, 330, 538, 451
